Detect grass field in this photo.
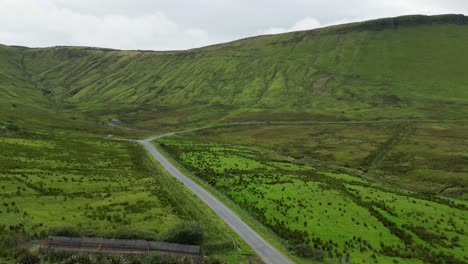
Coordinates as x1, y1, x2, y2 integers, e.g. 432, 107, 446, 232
0, 130, 258, 263
156, 123, 468, 264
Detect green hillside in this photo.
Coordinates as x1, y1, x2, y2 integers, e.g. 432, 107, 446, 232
2, 14, 468, 131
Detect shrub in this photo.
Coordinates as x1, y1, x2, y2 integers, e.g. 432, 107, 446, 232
61, 254, 96, 264
107, 255, 128, 264
289, 243, 324, 259
127, 255, 144, 264
6, 123, 20, 132
144, 254, 161, 264
47, 225, 81, 237
16, 250, 40, 264
203, 257, 226, 264
43, 251, 73, 263
164, 221, 204, 245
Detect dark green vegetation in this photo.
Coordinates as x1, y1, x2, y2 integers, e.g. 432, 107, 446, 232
157, 124, 468, 263
16, 250, 207, 264
0, 131, 256, 263
2, 13, 468, 264
2, 15, 468, 132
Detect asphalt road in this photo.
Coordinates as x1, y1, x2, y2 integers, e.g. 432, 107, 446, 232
138, 139, 293, 264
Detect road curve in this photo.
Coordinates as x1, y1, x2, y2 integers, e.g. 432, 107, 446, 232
138, 139, 293, 264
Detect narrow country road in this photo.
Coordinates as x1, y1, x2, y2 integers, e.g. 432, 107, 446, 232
138, 139, 293, 264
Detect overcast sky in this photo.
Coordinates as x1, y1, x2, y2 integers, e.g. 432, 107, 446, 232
1, 0, 467, 51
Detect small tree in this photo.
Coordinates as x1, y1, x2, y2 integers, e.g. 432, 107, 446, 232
164, 221, 204, 245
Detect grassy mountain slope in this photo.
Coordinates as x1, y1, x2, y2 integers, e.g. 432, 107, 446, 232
0, 45, 50, 123
2, 14, 468, 130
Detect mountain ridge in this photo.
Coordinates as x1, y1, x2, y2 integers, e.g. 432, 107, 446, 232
3, 14, 467, 52
1, 14, 468, 131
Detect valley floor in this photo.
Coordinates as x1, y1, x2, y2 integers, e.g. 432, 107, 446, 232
1, 120, 467, 264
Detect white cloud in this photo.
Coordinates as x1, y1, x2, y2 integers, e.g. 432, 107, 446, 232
0, 0, 223, 50
0, 0, 467, 50
260, 17, 354, 35
261, 17, 322, 35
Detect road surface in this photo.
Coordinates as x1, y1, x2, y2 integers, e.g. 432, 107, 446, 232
114, 118, 468, 142
138, 139, 293, 264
